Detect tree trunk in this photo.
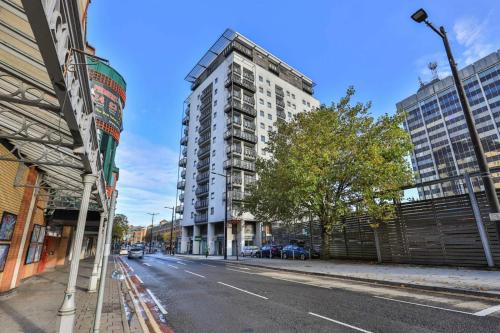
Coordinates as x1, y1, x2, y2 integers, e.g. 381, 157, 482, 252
320, 224, 331, 259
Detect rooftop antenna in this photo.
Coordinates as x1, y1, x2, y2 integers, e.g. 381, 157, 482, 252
428, 61, 438, 80
418, 76, 425, 88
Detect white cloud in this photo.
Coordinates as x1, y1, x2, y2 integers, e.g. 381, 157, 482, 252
114, 132, 179, 226
453, 16, 495, 65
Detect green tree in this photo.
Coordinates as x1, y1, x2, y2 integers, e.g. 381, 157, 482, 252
245, 87, 413, 259
112, 214, 129, 241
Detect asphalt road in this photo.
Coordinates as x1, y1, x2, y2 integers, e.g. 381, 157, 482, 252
123, 255, 500, 333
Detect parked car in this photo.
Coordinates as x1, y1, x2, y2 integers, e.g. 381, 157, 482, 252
282, 245, 311, 260
119, 246, 128, 255
240, 246, 259, 257
255, 245, 282, 258
128, 246, 144, 259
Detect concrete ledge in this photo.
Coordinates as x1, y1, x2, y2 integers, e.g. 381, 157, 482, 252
0, 287, 17, 300
227, 260, 500, 300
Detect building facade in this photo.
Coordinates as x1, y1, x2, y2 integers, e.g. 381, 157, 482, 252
397, 50, 500, 199
177, 29, 319, 255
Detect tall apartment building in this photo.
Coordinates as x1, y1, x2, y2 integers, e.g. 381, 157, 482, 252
176, 29, 320, 255
397, 50, 500, 199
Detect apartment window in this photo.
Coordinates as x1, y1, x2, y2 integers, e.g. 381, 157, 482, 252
212, 149, 216, 156
288, 112, 292, 118
192, 186, 195, 192
259, 75, 263, 82
194, 148, 197, 154
195, 137, 198, 143
191, 212, 194, 218
268, 114, 272, 120
266, 91, 271, 97
214, 100, 217, 106
211, 207, 214, 215
214, 88, 218, 95
213, 124, 216, 130
215, 77, 218, 84
196, 114, 199, 120
197, 105, 200, 110
302, 99, 306, 105
211, 192, 215, 199
260, 110, 265, 117
286, 91, 290, 97
268, 125, 272, 131
192, 198, 195, 204
259, 98, 264, 105
211, 177, 215, 184
193, 161, 196, 166
291, 94, 295, 99
195, 125, 199, 131
261, 135, 266, 142
260, 122, 265, 129
287, 101, 291, 107
259, 86, 264, 93
267, 102, 272, 108
193, 172, 196, 179
266, 79, 271, 86
197, 94, 200, 100
212, 163, 215, 171
292, 104, 296, 109
307, 101, 311, 107
212, 137, 216, 143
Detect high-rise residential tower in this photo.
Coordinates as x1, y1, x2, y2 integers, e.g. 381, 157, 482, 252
176, 29, 320, 255
397, 50, 500, 199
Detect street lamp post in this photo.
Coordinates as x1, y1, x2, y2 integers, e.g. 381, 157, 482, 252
147, 212, 159, 254
164, 206, 175, 255
411, 9, 500, 235
212, 171, 229, 260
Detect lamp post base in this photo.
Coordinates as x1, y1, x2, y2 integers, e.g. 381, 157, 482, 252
57, 291, 76, 333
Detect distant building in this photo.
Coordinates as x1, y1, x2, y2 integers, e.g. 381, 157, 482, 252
397, 50, 500, 199
127, 226, 146, 244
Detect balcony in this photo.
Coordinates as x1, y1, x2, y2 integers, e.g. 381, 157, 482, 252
180, 136, 188, 146
195, 184, 209, 196
229, 190, 250, 201
277, 110, 286, 119
275, 89, 284, 98
198, 131, 211, 146
224, 98, 257, 118
196, 171, 210, 183
225, 74, 256, 92
179, 193, 184, 201
224, 128, 257, 144
181, 169, 186, 178
177, 180, 185, 189
195, 213, 208, 224
199, 120, 211, 134
244, 175, 257, 185
197, 145, 210, 158
197, 158, 210, 170
303, 84, 314, 95
182, 115, 189, 125
178, 157, 187, 167
175, 205, 184, 214
226, 145, 256, 159
182, 147, 187, 157
195, 199, 208, 209
200, 108, 212, 122
276, 98, 285, 108
231, 176, 243, 185
224, 158, 256, 172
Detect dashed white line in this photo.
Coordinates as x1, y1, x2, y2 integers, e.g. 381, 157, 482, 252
200, 263, 217, 267
226, 268, 255, 274
146, 288, 168, 315
374, 296, 474, 316
135, 275, 144, 284
167, 264, 178, 269
308, 312, 372, 333
474, 304, 500, 316
176, 261, 187, 265
217, 282, 268, 300
143, 263, 152, 267
184, 270, 206, 278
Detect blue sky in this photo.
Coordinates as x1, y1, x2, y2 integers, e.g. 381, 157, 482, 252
87, 0, 499, 226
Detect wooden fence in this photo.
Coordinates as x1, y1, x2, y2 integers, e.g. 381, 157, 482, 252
270, 191, 500, 267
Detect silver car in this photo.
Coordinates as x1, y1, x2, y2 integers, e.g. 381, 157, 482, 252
240, 246, 259, 257
128, 246, 144, 259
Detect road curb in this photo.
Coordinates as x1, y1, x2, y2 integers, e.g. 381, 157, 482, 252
227, 261, 500, 300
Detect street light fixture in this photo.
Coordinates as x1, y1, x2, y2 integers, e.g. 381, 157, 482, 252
146, 212, 159, 254
411, 8, 500, 235
212, 171, 229, 260
164, 206, 175, 255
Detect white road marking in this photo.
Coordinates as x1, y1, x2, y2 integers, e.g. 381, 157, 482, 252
167, 264, 178, 269
308, 312, 372, 333
184, 270, 206, 278
272, 276, 329, 289
217, 282, 268, 300
474, 304, 500, 316
135, 275, 144, 284
143, 263, 152, 267
374, 296, 474, 315
176, 261, 187, 265
201, 263, 217, 267
146, 288, 168, 315
226, 268, 255, 275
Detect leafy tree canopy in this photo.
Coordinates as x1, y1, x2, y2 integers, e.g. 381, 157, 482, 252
113, 214, 129, 241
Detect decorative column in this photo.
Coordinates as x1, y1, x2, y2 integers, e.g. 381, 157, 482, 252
57, 174, 97, 333
88, 212, 106, 292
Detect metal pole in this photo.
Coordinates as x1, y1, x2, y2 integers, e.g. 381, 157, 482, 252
57, 174, 97, 333
224, 174, 228, 260
422, 18, 500, 237
309, 215, 313, 260
170, 208, 175, 254
93, 190, 118, 332
147, 213, 158, 253
236, 221, 239, 261
97, 218, 108, 277
464, 173, 495, 268
88, 212, 106, 292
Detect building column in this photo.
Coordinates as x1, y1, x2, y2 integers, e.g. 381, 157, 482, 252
192, 225, 200, 254
180, 227, 189, 253
207, 223, 215, 255
255, 222, 262, 247
88, 213, 106, 292
239, 221, 246, 254
57, 174, 97, 333
227, 224, 234, 256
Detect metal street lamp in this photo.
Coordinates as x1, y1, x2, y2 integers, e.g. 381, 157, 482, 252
212, 171, 229, 260
164, 206, 175, 255
411, 8, 500, 234
146, 212, 159, 254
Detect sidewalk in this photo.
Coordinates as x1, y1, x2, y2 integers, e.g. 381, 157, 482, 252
174, 253, 500, 297
0, 256, 131, 333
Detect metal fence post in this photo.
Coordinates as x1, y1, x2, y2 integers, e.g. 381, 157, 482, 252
464, 173, 495, 268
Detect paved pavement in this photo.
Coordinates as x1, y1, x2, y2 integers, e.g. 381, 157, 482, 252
172, 254, 500, 296
123, 254, 500, 333
0, 256, 130, 333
